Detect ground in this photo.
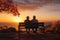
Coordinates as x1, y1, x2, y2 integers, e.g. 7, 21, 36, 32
0, 31, 60, 40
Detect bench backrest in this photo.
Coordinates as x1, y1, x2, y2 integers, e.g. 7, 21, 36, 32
18, 22, 44, 27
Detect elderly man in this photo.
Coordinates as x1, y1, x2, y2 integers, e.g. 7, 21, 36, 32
31, 16, 38, 33
24, 16, 31, 33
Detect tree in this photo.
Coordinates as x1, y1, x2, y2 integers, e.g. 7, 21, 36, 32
0, 0, 20, 17
56, 20, 60, 33
8, 27, 16, 32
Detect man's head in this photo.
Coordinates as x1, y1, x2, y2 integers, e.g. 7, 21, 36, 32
26, 16, 29, 20
33, 16, 36, 19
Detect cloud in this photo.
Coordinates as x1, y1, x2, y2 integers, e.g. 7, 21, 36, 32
13, 0, 60, 4
37, 4, 60, 13
13, 0, 60, 10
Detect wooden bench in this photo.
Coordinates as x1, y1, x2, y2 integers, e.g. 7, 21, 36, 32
18, 22, 44, 32
18, 22, 44, 38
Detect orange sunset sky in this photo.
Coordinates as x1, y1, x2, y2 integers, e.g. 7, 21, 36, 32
0, 0, 60, 30
0, 0, 60, 22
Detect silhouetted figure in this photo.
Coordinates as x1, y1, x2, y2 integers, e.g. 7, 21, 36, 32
24, 16, 31, 33
31, 16, 38, 33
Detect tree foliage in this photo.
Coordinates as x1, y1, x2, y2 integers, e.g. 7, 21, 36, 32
0, 0, 20, 17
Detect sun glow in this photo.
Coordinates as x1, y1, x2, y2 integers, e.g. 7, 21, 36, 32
14, 17, 21, 22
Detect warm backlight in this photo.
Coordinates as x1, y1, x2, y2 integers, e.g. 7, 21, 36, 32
14, 17, 21, 22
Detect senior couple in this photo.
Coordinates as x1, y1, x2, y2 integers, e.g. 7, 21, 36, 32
24, 16, 39, 33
